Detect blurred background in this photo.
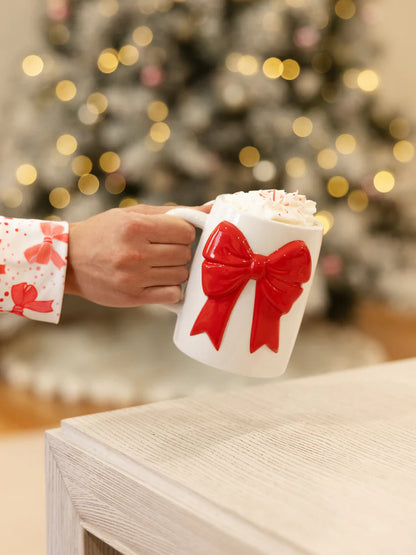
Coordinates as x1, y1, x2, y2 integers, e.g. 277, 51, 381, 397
1, 0, 416, 434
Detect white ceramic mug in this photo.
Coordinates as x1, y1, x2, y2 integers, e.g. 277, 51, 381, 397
166, 194, 323, 377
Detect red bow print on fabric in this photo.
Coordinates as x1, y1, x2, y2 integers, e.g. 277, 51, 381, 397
24, 222, 68, 269
8, 283, 53, 317
190, 221, 312, 353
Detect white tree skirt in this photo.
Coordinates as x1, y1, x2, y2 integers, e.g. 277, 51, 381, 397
0, 305, 386, 405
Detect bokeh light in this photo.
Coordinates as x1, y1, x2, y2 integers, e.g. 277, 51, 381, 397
133, 26, 153, 46
97, 49, 119, 73
56, 134, 78, 155
105, 173, 126, 194
348, 190, 369, 212
239, 146, 260, 167
315, 210, 334, 234
78, 174, 100, 195
286, 157, 306, 177
282, 59, 300, 80
147, 101, 169, 122
72, 155, 93, 176
56, 80, 77, 101
87, 92, 108, 114
150, 122, 171, 143
357, 69, 379, 92
293, 116, 313, 137
373, 170, 395, 193
22, 55, 44, 76
335, 0, 356, 20
262, 57, 283, 79
99, 151, 121, 173
118, 45, 139, 66
393, 140, 415, 163
317, 148, 338, 169
49, 187, 70, 209
16, 164, 37, 186
335, 133, 356, 154
327, 175, 349, 197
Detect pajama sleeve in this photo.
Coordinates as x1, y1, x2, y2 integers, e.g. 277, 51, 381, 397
0, 216, 69, 324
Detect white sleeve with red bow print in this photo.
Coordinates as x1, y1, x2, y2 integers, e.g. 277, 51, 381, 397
0, 216, 69, 323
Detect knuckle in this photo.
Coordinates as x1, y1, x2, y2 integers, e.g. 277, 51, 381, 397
184, 245, 193, 263
178, 266, 189, 283
165, 286, 181, 304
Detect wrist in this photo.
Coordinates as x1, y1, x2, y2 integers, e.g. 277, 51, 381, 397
64, 222, 80, 296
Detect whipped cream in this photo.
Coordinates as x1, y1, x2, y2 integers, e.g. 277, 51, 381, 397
222, 189, 319, 227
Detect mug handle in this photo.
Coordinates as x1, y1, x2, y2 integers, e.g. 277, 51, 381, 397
161, 207, 209, 314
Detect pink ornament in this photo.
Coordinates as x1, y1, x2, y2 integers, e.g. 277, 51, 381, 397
293, 26, 321, 49
322, 254, 343, 278
141, 66, 164, 88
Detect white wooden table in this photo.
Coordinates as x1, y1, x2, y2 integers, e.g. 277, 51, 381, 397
46, 358, 416, 554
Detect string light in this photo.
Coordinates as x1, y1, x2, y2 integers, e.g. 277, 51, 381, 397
98, 0, 119, 17
147, 101, 169, 121
56, 134, 78, 155
317, 148, 338, 169
1, 187, 23, 208
16, 164, 37, 186
262, 57, 283, 79
282, 59, 300, 80
105, 173, 126, 194
239, 146, 260, 167
133, 26, 153, 47
315, 210, 334, 234
119, 197, 138, 207
56, 80, 77, 101
99, 151, 121, 173
343, 68, 360, 89
327, 175, 349, 197
118, 45, 139, 66
285, 157, 306, 177
78, 105, 99, 125
150, 122, 171, 143
373, 170, 395, 193
393, 140, 415, 163
72, 155, 93, 176
225, 52, 241, 72
335, 0, 356, 20
252, 160, 276, 182
22, 55, 44, 76
357, 69, 379, 92
336, 133, 356, 154
97, 49, 119, 73
292, 116, 313, 137
237, 55, 259, 76
87, 92, 108, 114
78, 174, 100, 195
348, 190, 368, 212
49, 187, 70, 209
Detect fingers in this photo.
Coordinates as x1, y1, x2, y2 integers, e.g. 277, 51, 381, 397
148, 243, 192, 267
144, 214, 196, 245
143, 265, 189, 287
124, 203, 212, 215
138, 285, 182, 305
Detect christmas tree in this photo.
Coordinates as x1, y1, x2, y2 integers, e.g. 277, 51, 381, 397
0, 0, 415, 402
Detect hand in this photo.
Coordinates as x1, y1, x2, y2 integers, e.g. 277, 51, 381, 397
65, 203, 210, 307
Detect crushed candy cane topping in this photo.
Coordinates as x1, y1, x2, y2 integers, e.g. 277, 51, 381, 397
222, 189, 319, 226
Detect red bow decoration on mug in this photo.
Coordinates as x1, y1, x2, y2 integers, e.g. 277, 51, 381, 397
190, 221, 312, 353
24, 222, 68, 269
10, 283, 53, 317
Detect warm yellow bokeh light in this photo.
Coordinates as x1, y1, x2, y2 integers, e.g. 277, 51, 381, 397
105, 173, 126, 195
118, 45, 139, 66
56, 80, 77, 101
150, 122, 171, 143
225, 52, 241, 73
373, 170, 395, 193
1, 187, 23, 208
16, 164, 37, 186
237, 55, 259, 76
72, 155, 93, 176
22, 54, 44, 76
239, 146, 260, 167
78, 174, 100, 195
119, 197, 138, 207
97, 49, 119, 74
335, 133, 356, 154
357, 69, 379, 92
147, 101, 169, 122
99, 151, 121, 173
327, 175, 349, 198
286, 157, 306, 177
293, 116, 313, 138
282, 59, 300, 80
87, 92, 108, 114
98, 0, 119, 17
133, 26, 153, 46
315, 210, 334, 234
49, 187, 70, 209
348, 190, 368, 212
317, 148, 338, 169
335, 0, 356, 20
393, 140, 415, 163
56, 134, 78, 155
262, 57, 283, 79
343, 68, 360, 89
